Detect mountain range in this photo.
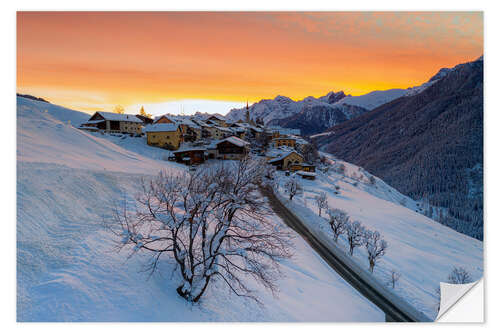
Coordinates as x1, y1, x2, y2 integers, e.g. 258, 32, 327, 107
225, 66, 452, 136
314, 56, 483, 240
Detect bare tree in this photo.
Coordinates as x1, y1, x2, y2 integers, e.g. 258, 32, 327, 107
345, 220, 365, 256
336, 163, 346, 176
390, 270, 401, 289
284, 177, 302, 201
302, 144, 319, 164
363, 230, 388, 273
108, 157, 293, 304
435, 266, 473, 312
447, 267, 473, 284
314, 192, 328, 216
327, 208, 348, 242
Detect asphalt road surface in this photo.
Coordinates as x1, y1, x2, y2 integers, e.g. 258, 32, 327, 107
261, 186, 423, 322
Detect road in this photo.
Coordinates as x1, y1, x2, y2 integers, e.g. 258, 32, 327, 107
261, 186, 425, 322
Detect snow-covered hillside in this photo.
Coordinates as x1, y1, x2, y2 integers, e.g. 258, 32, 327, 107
17, 97, 383, 321
274, 155, 483, 319
17, 96, 90, 126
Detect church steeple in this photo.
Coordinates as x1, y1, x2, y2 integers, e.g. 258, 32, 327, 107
245, 100, 250, 124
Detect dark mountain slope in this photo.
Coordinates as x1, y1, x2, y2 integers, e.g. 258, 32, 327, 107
268, 103, 368, 136
317, 57, 483, 240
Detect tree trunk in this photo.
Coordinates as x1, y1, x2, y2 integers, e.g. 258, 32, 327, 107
193, 276, 212, 303
176, 285, 190, 301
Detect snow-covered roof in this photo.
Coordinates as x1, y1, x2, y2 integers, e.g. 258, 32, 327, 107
192, 119, 210, 127
154, 114, 177, 123
207, 114, 226, 121
144, 123, 179, 133
83, 119, 105, 124
94, 112, 143, 123
174, 147, 207, 154
265, 146, 294, 157
216, 136, 250, 147
272, 136, 296, 141
296, 171, 316, 177
250, 126, 263, 133
268, 150, 302, 163
295, 138, 309, 145
230, 127, 245, 133
215, 126, 233, 132
169, 117, 201, 129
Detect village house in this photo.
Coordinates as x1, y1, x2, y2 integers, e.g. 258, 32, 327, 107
191, 119, 213, 139
173, 147, 206, 165
80, 111, 143, 135
230, 126, 246, 140
215, 136, 250, 160
154, 114, 176, 124
233, 122, 264, 140
300, 163, 316, 172
268, 150, 304, 170
144, 123, 182, 150
294, 137, 310, 152
206, 126, 232, 140
174, 117, 202, 142
154, 115, 203, 142
205, 114, 227, 127
269, 126, 301, 137
135, 114, 154, 124
272, 136, 297, 148
205, 142, 218, 159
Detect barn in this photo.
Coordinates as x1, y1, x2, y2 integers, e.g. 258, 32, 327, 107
80, 111, 143, 134
173, 147, 206, 165
215, 136, 250, 160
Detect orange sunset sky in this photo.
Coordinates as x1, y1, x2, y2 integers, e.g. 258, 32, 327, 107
17, 11, 483, 116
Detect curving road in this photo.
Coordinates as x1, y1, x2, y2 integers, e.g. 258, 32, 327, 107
261, 186, 430, 322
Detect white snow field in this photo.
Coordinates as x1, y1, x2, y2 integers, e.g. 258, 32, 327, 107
17, 97, 383, 322
275, 155, 483, 319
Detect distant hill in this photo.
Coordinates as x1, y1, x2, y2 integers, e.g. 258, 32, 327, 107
315, 57, 483, 240
16, 93, 50, 103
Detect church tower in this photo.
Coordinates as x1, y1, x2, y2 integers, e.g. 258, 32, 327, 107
245, 101, 250, 124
